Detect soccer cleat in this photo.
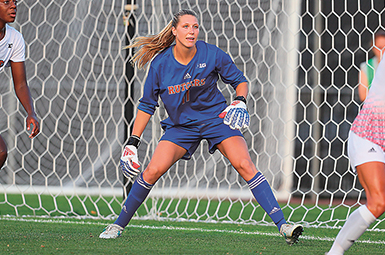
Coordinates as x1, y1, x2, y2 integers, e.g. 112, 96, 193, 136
99, 224, 124, 239
279, 223, 303, 245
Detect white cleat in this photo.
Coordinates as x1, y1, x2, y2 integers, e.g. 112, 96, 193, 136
99, 224, 124, 239
280, 223, 303, 245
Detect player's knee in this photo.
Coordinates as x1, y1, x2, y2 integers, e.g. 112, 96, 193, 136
235, 158, 254, 174
374, 199, 385, 216
367, 194, 385, 217
143, 165, 165, 184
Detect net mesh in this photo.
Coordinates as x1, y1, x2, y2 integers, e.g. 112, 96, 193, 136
0, 0, 384, 229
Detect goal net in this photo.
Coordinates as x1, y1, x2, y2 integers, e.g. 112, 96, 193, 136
1, 0, 384, 229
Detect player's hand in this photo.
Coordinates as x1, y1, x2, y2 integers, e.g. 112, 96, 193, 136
219, 99, 250, 130
120, 135, 141, 181
26, 113, 40, 138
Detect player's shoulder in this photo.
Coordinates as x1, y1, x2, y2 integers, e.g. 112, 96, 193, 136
6, 24, 22, 37
197, 41, 228, 57
196, 41, 219, 51
196, 41, 227, 62
5, 24, 24, 42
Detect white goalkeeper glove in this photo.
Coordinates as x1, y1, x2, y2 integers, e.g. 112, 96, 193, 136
120, 135, 141, 181
219, 96, 250, 130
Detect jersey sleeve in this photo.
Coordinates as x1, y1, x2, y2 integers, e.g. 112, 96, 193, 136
10, 30, 25, 63
215, 48, 247, 89
137, 65, 160, 115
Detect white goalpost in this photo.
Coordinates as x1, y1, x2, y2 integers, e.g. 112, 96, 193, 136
1, 0, 384, 230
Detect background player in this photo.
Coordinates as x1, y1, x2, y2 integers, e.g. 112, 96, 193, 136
327, 44, 385, 255
358, 29, 385, 102
0, 0, 39, 169
100, 9, 303, 244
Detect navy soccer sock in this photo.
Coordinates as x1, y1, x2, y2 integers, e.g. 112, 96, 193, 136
114, 173, 153, 228
247, 172, 286, 230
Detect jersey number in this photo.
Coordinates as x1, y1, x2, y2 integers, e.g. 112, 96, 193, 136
182, 89, 190, 104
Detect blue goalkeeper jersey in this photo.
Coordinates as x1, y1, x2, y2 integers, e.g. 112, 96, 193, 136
138, 41, 247, 129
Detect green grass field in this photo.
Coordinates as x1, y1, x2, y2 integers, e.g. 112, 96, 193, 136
1, 218, 385, 254
1, 193, 385, 254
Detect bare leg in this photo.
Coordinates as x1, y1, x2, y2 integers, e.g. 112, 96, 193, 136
113, 140, 187, 228
217, 136, 288, 231
0, 135, 7, 169
356, 162, 385, 217
142, 140, 187, 184
216, 136, 257, 181
328, 162, 385, 254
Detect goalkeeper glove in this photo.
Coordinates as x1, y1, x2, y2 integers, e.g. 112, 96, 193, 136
219, 96, 250, 130
120, 135, 141, 181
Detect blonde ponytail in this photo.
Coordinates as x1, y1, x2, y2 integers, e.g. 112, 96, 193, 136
126, 9, 198, 69
125, 21, 175, 69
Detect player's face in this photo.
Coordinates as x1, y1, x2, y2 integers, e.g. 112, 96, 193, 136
373, 36, 385, 60
173, 14, 199, 49
0, 0, 17, 26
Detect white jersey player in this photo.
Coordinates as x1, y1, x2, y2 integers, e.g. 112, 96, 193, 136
327, 51, 385, 254
0, 0, 39, 169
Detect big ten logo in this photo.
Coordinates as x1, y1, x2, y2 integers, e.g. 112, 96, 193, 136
197, 63, 206, 68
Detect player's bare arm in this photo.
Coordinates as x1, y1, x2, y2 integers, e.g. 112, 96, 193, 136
235, 81, 248, 99
131, 110, 152, 138
358, 69, 369, 102
10, 61, 39, 138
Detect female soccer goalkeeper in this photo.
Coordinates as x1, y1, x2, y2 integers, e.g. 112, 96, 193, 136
0, 0, 39, 169
100, 9, 303, 244
327, 44, 385, 255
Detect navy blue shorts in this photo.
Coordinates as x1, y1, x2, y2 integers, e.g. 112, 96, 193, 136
160, 117, 243, 160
